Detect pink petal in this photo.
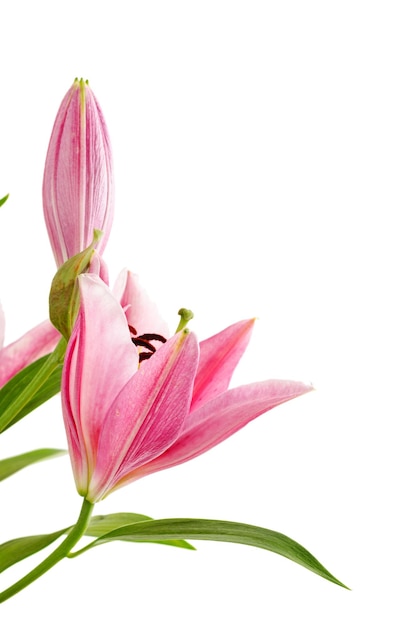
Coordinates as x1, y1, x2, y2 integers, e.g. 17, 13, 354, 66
88, 330, 199, 501
0, 320, 60, 388
191, 319, 255, 412
112, 269, 170, 339
61, 332, 89, 493
61, 274, 138, 494
88, 251, 110, 285
135, 380, 313, 478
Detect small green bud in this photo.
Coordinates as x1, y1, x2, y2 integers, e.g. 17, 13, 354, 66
49, 230, 103, 339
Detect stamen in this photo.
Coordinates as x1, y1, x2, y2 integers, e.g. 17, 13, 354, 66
138, 333, 167, 343
129, 328, 168, 362
131, 337, 156, 352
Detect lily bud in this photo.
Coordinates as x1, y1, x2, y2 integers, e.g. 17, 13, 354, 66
43, 78, 114, 267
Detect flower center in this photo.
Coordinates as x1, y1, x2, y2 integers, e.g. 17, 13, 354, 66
128, 325, 167, 362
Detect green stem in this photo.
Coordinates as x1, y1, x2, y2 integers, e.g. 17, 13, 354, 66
0, 498, 94, 604
0, 337, 67, 432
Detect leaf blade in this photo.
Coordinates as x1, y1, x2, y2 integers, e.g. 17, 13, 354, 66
0, 530, 68, 573
83, 513, 194, 551
85, 518, 348, 588
0, 448, 67, 481
0, 355, 62, 432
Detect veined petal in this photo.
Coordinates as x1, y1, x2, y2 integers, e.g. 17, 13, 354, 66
113, 269, 170, 339
0, 320, 60, 388
191, 319, 255, 412
61, 274, 138, 494
135, 380, 313, 478
88, 330, 199, 501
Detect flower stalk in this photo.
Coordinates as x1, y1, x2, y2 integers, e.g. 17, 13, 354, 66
0, 498, 94, 604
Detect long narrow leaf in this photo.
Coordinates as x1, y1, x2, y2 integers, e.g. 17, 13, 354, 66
0, 449, 67, 481
0, 355, 62, 432
0, 513, 194, 573
0, 530, 68, 573
83, 513, 194, 551
80, 518, 348, 588
0, 194, 9, 208
85, 512, 152, 534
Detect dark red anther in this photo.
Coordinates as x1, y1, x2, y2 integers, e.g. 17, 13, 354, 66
138, 333, 167, 344
131, 337, 156, 352
129, 328, 168, 362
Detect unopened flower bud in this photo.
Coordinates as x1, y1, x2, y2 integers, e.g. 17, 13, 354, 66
43, 78, 114, 267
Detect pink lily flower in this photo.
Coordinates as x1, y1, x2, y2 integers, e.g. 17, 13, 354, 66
43, 78, 114, 267
0, 305, 60, 388
62, 274, 312, 503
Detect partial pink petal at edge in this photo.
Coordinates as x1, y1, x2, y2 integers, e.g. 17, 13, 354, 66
0, 320, 60, 388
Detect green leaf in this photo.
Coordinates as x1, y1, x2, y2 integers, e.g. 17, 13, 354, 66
0, 194, 9, 208
0, 448, 67, 481
82, 513, 195, 551
0, 529, 68, 573
0, 513, 194, 574
0, 354, 62, 433
81, 518, 348, 588
85, 512, 153, 534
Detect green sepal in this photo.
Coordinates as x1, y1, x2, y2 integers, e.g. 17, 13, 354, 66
77, 518, 349, 588
0, 194, 9, 208
49, 230, 102, 339
0, 353, 63, 433
0, 448, 67, 481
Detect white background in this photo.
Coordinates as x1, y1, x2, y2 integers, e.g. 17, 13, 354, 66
0, 1, 414, 623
